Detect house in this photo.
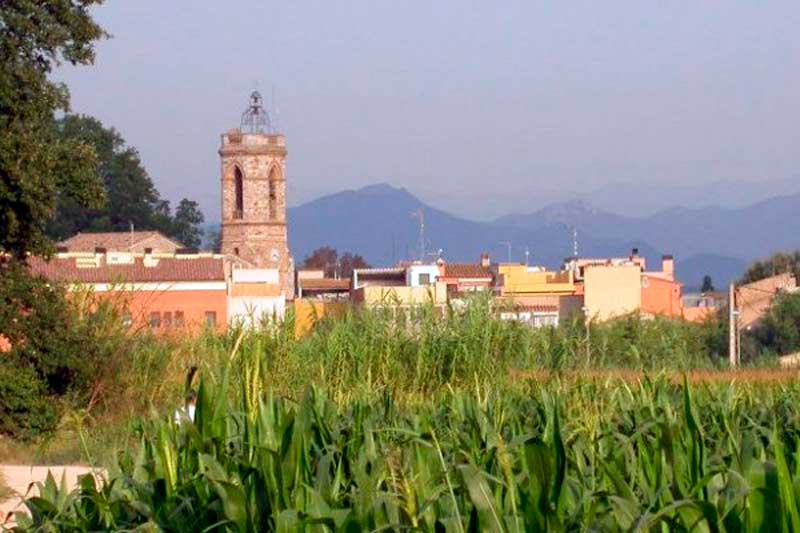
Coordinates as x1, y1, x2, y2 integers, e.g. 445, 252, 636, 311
351, 266, 447, 307
682, 291, 726, 322
496, 263, 583, 325
736, 273, 797, 329
437, 254, 495, 294
296, 270, 350, 300
29, 249, 228, 332
565, 250, 682, 321
59, 231, 183, 254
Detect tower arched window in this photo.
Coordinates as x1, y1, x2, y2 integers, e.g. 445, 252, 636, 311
234, 167, 244, 219
268, 166, 279, 220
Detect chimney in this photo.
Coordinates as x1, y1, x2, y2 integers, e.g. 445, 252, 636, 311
480, 252, 490, 267
662, 254, 674, 281
631, 247, 639, 257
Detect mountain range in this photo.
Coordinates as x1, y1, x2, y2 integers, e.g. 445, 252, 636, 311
286, 183, 800, 289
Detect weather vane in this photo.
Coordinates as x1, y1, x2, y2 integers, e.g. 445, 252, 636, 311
240, 90, 272, 133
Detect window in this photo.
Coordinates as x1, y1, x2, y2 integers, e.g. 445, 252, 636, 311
268, 167, 278, 220
204, 311, 217, 328
419, 273, 431, 285
234, 167, 244, 219
175, 311, 185, 328
149, 312, 161, 328
163, 312, 172, 328
234, 247, 239, 256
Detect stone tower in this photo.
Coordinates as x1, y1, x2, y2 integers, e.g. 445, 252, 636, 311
219, 91, 291, 295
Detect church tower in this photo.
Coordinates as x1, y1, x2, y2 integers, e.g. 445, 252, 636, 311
220, 91, 291, 296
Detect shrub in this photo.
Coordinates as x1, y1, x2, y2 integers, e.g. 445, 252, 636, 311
0, 361, 59, 441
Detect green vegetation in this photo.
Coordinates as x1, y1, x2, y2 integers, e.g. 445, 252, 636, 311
740, 250, 800, 284
4, 299, 799, 530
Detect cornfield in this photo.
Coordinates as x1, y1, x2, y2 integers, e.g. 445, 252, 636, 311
13, 301, 800, 531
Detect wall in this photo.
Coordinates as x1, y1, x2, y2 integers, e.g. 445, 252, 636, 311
498, 265, 576, 295
584, 265, 642, 321
407, 264, 440, 287
641, 276, 682, 317
293, 299, 349, 337
94, 284, 228, 333
354, 283, 448, 307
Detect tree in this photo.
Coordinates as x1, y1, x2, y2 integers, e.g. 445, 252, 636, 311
753, 292, 800, 356
172, 199, 205, 248
302, 247, 339, 277
0, 1, 107, 259
700, 275, 715, 293
741, 251, 800, 284
48, 114, 206, 247
339, 252, 371, 278
301, 247, 372, 278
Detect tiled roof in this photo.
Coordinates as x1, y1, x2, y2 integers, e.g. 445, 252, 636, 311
29, 256, 225, 283
60, 231, 183, 252
443, 263, 493, 279
299, 278, 351, 290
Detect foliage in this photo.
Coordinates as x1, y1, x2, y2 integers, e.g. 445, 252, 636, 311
48, 114, 205, 247
700, 274, 715, 292
15, 350, 800, 531
302, 246, 371, 278
753, 292, 800, 356
0, 361, 59, 441
0, 1, 106, 259
741, 250, 800, 284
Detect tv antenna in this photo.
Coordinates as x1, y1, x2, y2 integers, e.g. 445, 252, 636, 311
499, 241, 512, 263
411, 209, 425, 261
572, 228, 579, 258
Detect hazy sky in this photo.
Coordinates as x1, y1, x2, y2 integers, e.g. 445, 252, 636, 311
58, 1, 800, 220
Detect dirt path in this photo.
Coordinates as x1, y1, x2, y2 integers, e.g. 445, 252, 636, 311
0, 465, 97, 525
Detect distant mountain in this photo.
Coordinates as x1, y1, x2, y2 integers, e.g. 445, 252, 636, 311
496, 192, 800, 286
289, 183, 661, 274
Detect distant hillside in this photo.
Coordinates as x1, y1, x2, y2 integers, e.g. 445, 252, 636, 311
288, 183, 662, 273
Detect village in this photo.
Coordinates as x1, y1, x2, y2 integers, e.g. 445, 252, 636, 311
19, 92, 796, 364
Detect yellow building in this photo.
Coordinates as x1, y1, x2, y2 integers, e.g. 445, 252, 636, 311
352, 283, 448, 307
497, 264, 577, 295
583, 264, 642, 321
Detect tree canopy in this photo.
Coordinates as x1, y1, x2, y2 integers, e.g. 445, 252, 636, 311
0, 0, 107, 259
302, 247, 371, 278
47, 114, 206, 248
741, 251, 800, 285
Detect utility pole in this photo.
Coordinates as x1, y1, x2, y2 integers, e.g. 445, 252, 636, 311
728, 282, 739, 367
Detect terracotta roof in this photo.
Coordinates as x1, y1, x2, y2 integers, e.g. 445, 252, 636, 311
60, 231, 183, 252
443, 263, 493, 279
29, 256, 225, 283
299, 278, 351, 290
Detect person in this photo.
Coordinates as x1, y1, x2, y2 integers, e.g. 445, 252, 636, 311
174, 390, 197, 424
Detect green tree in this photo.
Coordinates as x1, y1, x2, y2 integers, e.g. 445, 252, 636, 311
741, 251, 800, 284
753, 292, 800, 356
700, 275, 715, 293
302, 247, 371, 278
48, 114, 206, 246
0, 1, 107, 259
172, 199, 205, 248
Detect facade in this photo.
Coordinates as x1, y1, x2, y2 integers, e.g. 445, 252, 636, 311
682, 292, 726, 322
219, 91, 292, 298
583, 264, 642, 321
351, 266, 447, 307
736, 273, 797, 329
29, 250, 228, 333
640, 256, 682, 318
438, 255, 494, 294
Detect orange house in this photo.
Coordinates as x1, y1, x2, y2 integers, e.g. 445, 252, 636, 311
640, 255, 682, 318
29, 250, 228, 333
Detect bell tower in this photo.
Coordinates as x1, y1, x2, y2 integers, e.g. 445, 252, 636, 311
219, 91, 291, 295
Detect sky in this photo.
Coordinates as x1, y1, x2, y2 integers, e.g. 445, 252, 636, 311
58, 1, 800, 221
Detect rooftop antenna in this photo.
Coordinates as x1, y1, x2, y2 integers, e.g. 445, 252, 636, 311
411, 209, 425, 262
241, 89, 272, 133
524, 246, 530, 266
572, 227, 579, 258
499, 241, 512, 263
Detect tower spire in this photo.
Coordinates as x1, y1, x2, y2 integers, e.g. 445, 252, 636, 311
240, 90, 272, 133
